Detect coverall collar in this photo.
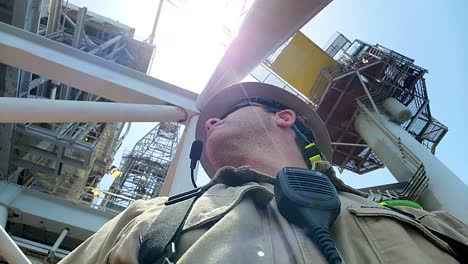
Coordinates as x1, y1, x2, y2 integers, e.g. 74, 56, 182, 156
204, 165, 367, 198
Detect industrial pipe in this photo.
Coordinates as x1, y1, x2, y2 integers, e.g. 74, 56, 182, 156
0, 225, 32, 264
354, 105, 468, 223
383, 97, 412, 124
0, 205, 7, 228
50, 228, 69, 254
47, 228, 69, 261
0, 98, 188, 123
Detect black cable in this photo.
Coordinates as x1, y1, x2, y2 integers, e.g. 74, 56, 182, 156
306, 227, 342, 264
189, 141, 203, 189
275, 168, 342, 264
190, 168, 197, 188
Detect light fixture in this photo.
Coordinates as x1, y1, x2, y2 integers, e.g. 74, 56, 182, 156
92, 188, 101, 196
109, 165, 122, 178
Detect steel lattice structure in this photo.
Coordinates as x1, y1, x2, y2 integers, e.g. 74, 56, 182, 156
107, 123, 180, 209
0, 0, 154, 203
310, 33, 448, 174
2, 1, 468, 262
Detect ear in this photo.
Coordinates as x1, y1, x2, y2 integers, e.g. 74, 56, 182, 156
275, 109, 296, 128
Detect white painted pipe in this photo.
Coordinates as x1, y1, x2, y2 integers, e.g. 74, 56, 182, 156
0, 98, 188, 123
0, 205, 7, 228
50, 228, 69, 254
354, 111, 416, 182
0, 225, 32, 264
383, 97, 412, 124
355, 110, 468, 224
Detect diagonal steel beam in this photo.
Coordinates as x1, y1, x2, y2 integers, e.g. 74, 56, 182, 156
0, 22, 198, 113
197, 0, 333, 110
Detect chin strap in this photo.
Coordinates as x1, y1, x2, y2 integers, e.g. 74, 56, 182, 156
292, 124, 323, 168
304, 142, 322, 165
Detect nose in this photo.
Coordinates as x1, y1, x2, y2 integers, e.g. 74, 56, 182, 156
205, 118, 221, 132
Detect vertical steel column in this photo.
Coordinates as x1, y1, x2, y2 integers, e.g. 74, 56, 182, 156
355, 109, 468, 223
72, 7, 87, 48
148, 0, 164, 45
12, 0, 42, 33
160, 115, 198, 196
46, 0, 62, 35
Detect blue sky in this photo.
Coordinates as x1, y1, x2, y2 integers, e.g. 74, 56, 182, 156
69, 0, 468, 189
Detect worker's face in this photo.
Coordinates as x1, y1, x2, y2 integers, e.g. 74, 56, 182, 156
204, 106, 296, 170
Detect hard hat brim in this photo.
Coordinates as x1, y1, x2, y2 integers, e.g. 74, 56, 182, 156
195, 82, 332, 177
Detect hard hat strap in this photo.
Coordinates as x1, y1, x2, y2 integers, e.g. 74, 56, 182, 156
221, 97, 324, 167
293, 124, 323, 167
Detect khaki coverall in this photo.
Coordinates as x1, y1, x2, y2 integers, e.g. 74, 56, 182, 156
60, 166, 468, 263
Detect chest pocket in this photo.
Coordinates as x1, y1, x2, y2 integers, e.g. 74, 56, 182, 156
348, 206, 459, 264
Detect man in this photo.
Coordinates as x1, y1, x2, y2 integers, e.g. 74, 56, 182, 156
60, 83, 468, 264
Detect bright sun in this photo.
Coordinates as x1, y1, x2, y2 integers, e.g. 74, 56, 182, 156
149, 0, 252, 93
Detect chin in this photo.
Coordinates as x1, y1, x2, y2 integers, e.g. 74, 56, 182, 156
205, 136, 223, 166
205, 133, 239, 169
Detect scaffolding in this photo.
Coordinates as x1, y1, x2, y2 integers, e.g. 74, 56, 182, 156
106, 123, 180, 210
0, 1, 160, 257
0, 0, 154, 201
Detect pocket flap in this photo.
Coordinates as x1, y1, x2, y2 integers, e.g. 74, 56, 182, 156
348, 206, 456, 257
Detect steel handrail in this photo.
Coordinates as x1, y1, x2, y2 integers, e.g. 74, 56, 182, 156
0, 225, 32, 264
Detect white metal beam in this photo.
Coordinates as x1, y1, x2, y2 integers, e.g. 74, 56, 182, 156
0, 22, 199, 113
0, 181, 114, 241
0, 98, 187, 123
0, 224, 31, 264
160, 115, 199, 196
12, 236, 70, 260
0, 205, 7, 228
197, 0, 332, 110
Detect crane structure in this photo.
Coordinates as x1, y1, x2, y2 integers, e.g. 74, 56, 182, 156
0, 0, 467, 263
316, 34, 452, 209
248, 31, 467, 216
106, 122, 180, 211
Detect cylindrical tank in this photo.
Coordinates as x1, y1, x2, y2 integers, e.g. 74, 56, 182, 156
355, 110, 468, 224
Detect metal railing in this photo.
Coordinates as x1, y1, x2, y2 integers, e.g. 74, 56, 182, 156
0, 224, 32, 264
78, 187, 135, 214
366, 165, 429, 203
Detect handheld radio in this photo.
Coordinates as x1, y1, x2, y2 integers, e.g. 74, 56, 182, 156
275, 167, 342, 264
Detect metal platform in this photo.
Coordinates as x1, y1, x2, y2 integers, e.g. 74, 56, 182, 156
311, 33, 448, 174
